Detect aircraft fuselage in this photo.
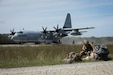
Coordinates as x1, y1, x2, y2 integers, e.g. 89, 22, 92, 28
11, 31, 41, 43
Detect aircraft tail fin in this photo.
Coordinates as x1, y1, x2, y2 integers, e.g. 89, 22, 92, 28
63, 13, 72, 28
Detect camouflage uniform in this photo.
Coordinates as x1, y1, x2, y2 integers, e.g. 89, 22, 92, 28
80, 40, 93, 57
64, 52, 81, 63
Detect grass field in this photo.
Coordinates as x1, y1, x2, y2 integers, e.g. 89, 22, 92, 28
0, 44, 113, 68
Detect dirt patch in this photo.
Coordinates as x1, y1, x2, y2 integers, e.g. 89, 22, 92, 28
0, 61, 113, 75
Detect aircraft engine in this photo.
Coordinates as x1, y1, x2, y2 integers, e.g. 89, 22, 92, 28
70, 31, 82, 35
70, 31, 87, 36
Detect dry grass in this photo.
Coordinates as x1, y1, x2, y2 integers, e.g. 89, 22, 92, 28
107, 44, 113, 59
0, 44, 112, 68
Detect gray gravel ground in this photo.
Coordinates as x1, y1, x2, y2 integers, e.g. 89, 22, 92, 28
0, 61, 113, 75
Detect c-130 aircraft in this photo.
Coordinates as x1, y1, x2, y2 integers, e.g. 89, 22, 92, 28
8, 13, 94, 44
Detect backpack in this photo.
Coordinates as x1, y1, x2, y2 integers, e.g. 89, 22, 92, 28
95, 44, 109, 60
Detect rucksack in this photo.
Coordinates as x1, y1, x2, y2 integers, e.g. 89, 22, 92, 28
95, 44, 109, 60
95, 44, 109, 55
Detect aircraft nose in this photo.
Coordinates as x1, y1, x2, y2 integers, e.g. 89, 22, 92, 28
11, 36, 16, 40
8, 35, 12, 39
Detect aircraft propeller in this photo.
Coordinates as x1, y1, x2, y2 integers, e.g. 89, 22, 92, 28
42, 26, 48, 34
53, 24, 64, 37
10, 29, 16, 35
53, 24, 61, 33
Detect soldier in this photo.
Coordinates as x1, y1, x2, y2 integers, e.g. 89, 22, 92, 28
64, 52, 81, 63
65, 52, 76, 63
80, 40, 93, 58
90, 42, 95, 50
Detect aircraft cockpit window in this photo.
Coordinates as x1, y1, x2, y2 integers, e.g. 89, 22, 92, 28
18, 31, 23, 34
17, 31, 23, 35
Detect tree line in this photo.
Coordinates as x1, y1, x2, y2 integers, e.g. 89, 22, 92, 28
0, 34, 16, 44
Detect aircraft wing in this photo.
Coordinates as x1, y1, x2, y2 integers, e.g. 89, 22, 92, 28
42, 27, 95, 33
63, 27, 95, 31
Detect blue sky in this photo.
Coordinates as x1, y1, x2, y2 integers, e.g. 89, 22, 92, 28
0, 0, 113, 37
